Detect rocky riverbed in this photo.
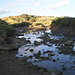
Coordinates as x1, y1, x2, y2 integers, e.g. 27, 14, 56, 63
0, 27, 75, 75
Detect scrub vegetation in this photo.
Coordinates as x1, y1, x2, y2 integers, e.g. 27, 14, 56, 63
0, 14, 75, 45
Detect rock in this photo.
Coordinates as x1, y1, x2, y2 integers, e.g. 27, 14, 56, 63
29, 55, 33, 59
62, 67, 67, 71
55, 70, 63, 75
43, 51, 53, 54
51, 39, 59, 44
40, 57, 49, 60
43, 68, 47, 72
56, 44, 60, 46
34, 59, 38, 62
48, 54, 55, 57
30, 49, 34, 52
58, 51, 62, 54
65, 39, 74, 46
61, 65, 64, 67
0, 37, 7, 45
16, 33, 24, 36
43, 51, 47, 54
37, 51, 41, 55
20, 54, 23, 56
34, 51, 41, 58
0, 42, 20, 51
73, 61, 75, 64
71, 66, 74, 68
57, 58, 59, 60
39, 34, 50, 42
44, 70, 62, 75
28, 37, 30, 39
47, 51, 53, 53
10, 43, 19, 50
34, 41, 41, 46
48, 44, 52, 47
52, 59, 56, 62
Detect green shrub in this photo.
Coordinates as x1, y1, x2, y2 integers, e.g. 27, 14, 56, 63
0, 24, 15, 37
0, 19, 15, 37
51, 17, 75, 28
12, 22, 31, 27
29, 17, 36, 22
32, 22, 43, 26
20, 14, 30, 21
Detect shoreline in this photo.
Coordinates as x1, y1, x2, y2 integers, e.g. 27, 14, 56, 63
51, 26, 75, 37
0, 50, 47, 75
0, 27, 48, 75
0, 26, 75, 75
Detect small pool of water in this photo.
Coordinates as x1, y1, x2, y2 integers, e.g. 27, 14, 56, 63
16, 28, 75, 75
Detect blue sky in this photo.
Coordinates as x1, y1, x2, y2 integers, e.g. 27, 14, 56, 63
0, 0, 75, 18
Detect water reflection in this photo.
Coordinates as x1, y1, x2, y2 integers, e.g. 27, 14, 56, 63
16, 28, 75, 75
73, 42, 75, 51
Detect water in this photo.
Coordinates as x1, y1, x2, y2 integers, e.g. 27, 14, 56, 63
16, 28, 75, 75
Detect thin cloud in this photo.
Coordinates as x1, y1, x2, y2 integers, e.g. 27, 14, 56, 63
35, 1, 41, 7
8, 3, 26, 6
0, 8, 9, 14
47, 0, 70, 9
15, 0, 26, 2
31, 0, 35, 1
15, 0, 35, 2
16, 8, 32, 13
16, 9, 25, 13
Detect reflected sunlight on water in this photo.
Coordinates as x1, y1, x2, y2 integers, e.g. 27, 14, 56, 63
16, 28, 75, 75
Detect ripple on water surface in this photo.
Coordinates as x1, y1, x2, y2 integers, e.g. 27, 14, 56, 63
16, 29, 75, 75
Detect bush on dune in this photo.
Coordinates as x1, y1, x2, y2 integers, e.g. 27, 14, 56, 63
12, 22, 31, 27
0, 24, 15, 37
51, 17, 75, 28
32, 22, 43, 26
0, 19, 15, 37
29, 17, 36, 22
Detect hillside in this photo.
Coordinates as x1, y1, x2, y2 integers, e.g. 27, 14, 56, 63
51, 17, 75, 28
1, 14, 57, 27
0, 14, 75, 36
0, 14, 75, 75
51, 17, 75, 36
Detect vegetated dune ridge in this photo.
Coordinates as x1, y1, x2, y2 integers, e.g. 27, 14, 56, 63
51, 17, 75, 36
1, 14, 75, 36
0, 14, 75, 75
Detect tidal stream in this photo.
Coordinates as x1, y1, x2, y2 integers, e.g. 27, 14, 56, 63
16, 28, 75, 75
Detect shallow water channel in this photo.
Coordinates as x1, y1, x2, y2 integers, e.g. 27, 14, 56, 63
16, 28, 75, 75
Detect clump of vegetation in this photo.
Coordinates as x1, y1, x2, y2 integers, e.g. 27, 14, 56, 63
1, 14, 75, 29
35, 16, 57, 26
51, 17, 75, 28
0, 25, 15, 37
12, 22, 31, 27
0, 19, 15, 37
2, 14, 37, 24
29, 17, 36, 22
1, 14, 57, 27
32, 22, 43, 26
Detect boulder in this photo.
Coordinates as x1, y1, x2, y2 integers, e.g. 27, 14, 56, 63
0, 43, 19, 50
34, 41, 42, 46
44, 70, 62, 75
30, 49, 34, 52
65, 39, 74, 46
